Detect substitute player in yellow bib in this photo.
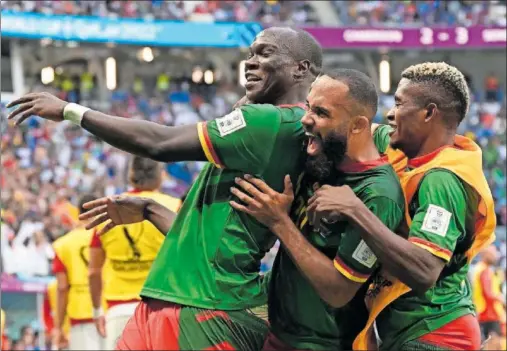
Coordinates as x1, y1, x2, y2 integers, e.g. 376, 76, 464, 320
88, 156, 180, 350
52, 194, 105, 350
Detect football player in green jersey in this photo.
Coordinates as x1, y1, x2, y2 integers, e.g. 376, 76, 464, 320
307, 62, 496, 350
229, 69, 405, 350
8, 27, 323, 350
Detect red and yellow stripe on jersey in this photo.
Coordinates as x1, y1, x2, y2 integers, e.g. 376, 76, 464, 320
408, 237, 453, 262
333, 256, 370, 284
91, 190, 180, 307
197, 122, 224, 168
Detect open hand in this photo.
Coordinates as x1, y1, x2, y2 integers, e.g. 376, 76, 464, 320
230, 174, 294, 229
79, 195, 150, 235
7, 92, 68, 126
307, 185, 360, 229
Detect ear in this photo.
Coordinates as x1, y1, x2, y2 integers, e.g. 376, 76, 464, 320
294, 60, 310, 81
350, 116, 370, 134
425, 103, 437, 122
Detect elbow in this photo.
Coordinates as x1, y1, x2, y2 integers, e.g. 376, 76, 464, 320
324, 287, 352, 308
410, 272, 438, 294
88, 268, 102, 280
57, 285, 69, 293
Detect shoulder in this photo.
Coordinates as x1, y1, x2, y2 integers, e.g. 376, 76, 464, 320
364, 165, 404, 205
418, 168, 469, 197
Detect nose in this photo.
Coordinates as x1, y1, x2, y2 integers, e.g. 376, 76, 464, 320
301, 111, 314, 129
245, 56, 259, 71
386, 107, 395, 122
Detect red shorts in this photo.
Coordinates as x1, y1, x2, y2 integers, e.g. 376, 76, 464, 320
116, 298, 268, 350
417, 314, 481, 350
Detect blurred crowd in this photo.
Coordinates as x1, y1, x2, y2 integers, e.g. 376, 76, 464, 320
333, 0, 506, 27
2, 0, 506, 27
1, 0, 318, 26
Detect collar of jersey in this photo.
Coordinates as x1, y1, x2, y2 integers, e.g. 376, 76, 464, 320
407, 145, 460, 169
277, 103, 306, 109
339, 155, 389, 173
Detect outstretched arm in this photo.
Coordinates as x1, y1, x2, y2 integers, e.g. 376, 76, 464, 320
7, 92, 205, 162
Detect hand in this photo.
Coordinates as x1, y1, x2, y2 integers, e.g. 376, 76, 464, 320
79, 196, 150, 235
307, 185, 360, 229
94, 315, 107, 338
7, 92, 68, 126
51, 327, 67, 350
230, 174, 294, 229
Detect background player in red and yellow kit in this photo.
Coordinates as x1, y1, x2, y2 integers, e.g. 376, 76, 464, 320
229, 69, 405, 350
473, 245, 506, 350
52, 194, 104, 350
88, 156, 180, 350
309, 62, 496, 351
12, 27, 323, 350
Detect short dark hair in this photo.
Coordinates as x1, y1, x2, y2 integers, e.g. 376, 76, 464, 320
401, 62, 470, 126
129, 156, 161, 188
324, 68, 378, 119
78, 194, 97, 215
266, 27, 323, 77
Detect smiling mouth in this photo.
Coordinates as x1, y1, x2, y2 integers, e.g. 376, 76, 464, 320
245, 74, 262, 83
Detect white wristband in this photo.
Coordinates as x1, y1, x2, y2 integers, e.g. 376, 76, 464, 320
63, 103, 90, 126
93, 307, 104, 319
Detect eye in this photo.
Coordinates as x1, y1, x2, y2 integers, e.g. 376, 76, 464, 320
261, 50, 273, 58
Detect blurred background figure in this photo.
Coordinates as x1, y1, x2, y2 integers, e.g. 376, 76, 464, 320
88, 156, 180, 350
0, 1, 505, 348
473, 245, 507, 350
51, 194, 105, 351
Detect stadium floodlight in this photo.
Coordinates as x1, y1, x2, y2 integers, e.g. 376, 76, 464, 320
106, 57, 117, 90
141, 47, 154, 62
379, 59, 391, 94
41, 66, 54, 85
192, 67, 203, 83
204, 70, 214, 85
238, 60, 247, 87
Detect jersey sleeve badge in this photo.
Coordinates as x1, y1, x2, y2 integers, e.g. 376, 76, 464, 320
216, 109, 246, 137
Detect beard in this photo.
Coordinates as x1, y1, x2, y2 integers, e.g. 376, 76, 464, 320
305, 133, 348, 183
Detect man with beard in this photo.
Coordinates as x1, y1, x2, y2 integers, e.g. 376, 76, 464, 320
229, 69, 405, 350
8, 27, 322, 350
308, 62, 496, 350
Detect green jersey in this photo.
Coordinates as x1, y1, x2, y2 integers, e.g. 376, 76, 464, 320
141, 104, 307, 310
373, 125, 480, 350
268, 160, 405, 350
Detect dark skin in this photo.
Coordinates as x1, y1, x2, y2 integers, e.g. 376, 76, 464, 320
7, 27, 313, 162
308, 78, 456, 293
230, 75, 383, 308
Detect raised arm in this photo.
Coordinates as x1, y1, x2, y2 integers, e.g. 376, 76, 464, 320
7, 92, 205, 163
